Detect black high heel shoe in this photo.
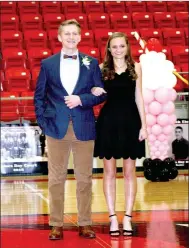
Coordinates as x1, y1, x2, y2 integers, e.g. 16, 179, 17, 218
122, 214, 133, 236
109, 214, 121, 237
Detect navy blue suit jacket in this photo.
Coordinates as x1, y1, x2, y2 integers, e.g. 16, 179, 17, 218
34, 52, 106, 140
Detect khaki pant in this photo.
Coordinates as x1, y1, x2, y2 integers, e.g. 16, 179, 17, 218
46, 122, 94, 227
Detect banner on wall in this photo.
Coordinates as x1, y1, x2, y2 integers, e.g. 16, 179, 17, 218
1, 126, 48, 175
168, 119, 189, 166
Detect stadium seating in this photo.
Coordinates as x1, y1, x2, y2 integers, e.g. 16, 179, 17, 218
1, 30, 23, 49
62, 1, 83, 14
1, 14, 19, 30
24, 30, 48, 49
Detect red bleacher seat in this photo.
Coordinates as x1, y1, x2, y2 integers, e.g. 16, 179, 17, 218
140, 29, 163, 45
27, 48, 52, 69
104, 1, 126, 13
88, 13, 110, 29
184, 28, 188, 45
162, 28, 186, 46
0, 1, 17, 14
126, 1, 147, 13
153, 12, 176, 28
94, 29, 114, 48
171, 46, 189, 65
1, 14, 19, 30
83, 1, 104, 14
1, 92, 20, 122
1, 70, 5, 90
167, 1, 188, 12
43, 13, 65, 30
65, 13, 88, 29
52, 47, 62, 54
110, 13, 132, 29
48, 29, 61, 51
175, 12, 189, 28
132, 12, 154, 29
79, 47, 100, 61
131, 48, 144, 63
117, 29, 142, 46
5, 68, 31, 93
20, 91, 36, 121
31, 67, 40, 90
17, 2, 39, 15
20, 14, 43, 31
24, 30, 48, 49
1, 30, 23, 49
146, 2, 167, 12
80, 30, 95, 47
62, 1, 83, 14
40, 1, 61, 14
161, 47, 173, 61
2, 48, 27, 70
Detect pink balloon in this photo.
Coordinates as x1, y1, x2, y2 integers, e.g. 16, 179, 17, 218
154, 140, 161, 147
162, 101, 175, 114
148, 134, 156, 142
154, 88, 170, 103
168, 114, 177, 125
145, 105, 149, 114
147, 127, 151, 134
157, 133, 167, 142
160, 155, 166, 160
143, 88, 154, 104
158, 144, 165, 152
163, 140, 168, 145
151, 124, 162, 136
148, 101, 162, 115
151, 145, 158, 152
152, 155, 156, 159
157, 113, 169, 126
168, 88, 177, 101
146, 113, 156, 126
163, 125, 173, 135
155, 151, 161, 157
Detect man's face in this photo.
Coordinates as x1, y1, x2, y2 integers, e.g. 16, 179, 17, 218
175, 128, 183, 140
58, 24, 81, 51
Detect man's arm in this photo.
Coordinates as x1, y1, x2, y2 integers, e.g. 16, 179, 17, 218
34, 62, 47, 129
79, 59, 107, 108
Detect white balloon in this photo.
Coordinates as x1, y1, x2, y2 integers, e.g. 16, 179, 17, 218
163, 60, 174, 72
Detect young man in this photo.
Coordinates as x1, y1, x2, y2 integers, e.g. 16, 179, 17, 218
34, 19, 106, 240
172, 126, 189, 160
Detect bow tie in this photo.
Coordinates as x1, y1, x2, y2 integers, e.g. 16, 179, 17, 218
63, 54, 77, 60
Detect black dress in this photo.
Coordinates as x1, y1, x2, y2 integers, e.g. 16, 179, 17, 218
94, 69, 145, 160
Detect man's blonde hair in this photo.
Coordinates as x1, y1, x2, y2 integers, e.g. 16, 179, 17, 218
58, 19, 81, 34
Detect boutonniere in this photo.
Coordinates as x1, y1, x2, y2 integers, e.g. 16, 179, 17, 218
81, 56, 92, 70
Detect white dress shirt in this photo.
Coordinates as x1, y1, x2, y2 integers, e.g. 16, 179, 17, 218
60, 49, 80, 95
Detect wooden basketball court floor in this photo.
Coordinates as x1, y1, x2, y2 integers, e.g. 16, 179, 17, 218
1, 170, 188, 248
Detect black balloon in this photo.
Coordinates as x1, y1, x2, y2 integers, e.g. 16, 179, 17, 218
143, 158, 152, 169
169, 166, 178, 180
163, 157, 178, 180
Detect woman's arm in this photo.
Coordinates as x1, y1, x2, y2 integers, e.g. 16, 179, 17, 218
135, 62, 147, 130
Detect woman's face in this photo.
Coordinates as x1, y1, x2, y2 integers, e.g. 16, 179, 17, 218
109, 37, 128, 59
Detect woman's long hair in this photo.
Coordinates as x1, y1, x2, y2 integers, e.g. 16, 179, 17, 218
101, 32, 137, 81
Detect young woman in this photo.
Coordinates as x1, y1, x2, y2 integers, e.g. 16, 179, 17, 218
92, 32, 147, 236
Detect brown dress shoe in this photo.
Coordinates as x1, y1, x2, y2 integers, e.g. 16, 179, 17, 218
49, 226, 63, 240
78, 225, 96, 239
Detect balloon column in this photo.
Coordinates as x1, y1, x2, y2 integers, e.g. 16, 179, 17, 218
134, 36, 178, 181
